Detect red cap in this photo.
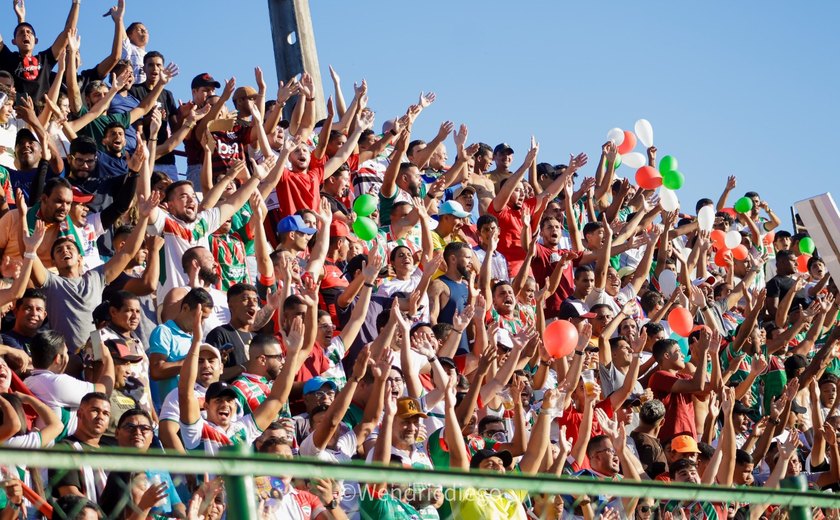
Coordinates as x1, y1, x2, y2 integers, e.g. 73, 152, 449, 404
72, 187, 94, 204
329, 219, 358, 241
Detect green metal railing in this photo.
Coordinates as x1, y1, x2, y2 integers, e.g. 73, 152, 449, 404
2, 446, 839, 510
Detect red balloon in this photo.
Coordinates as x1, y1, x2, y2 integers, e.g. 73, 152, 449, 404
797, 254, 811, 273
732, 244, 749, 261
635, 166, 662, 190
721, 207, 737, 219
668, 306, 694, 337
763, 231, 775, 246
617, 130, 636, 154
710, 229, 727, 249
544, 320, 579, 358
714, 249, 732, 267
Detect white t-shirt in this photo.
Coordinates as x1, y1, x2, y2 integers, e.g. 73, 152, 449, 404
25, 370, 94, 435
159, 383, 207, 423
299, 425, 358, 516
80, 212, 106, 271
149, 207, 222, 302
585, 285, 637, 315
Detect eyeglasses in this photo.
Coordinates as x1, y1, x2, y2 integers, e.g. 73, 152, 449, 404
387, 377, 404, 384
595, 447, 616, 456
121, 423, 153, 434
313, 390, 335, 399
263, 354, 284, 360
71, 155, 97, 166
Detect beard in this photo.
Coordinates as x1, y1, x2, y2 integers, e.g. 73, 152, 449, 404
457, 265, 470, 279
198, 266, 221, 287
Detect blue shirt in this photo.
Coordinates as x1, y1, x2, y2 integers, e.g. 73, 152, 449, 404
108, 93, 140, 153
148, 320, 194, 410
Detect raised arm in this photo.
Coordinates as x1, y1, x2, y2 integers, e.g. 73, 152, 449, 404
253, 316, 304, 430
215, 160, 266, 223
411, 121, 453, 170
178, 309, 204, 425
65, 70, 131, 133
519, 388, 559, 475
370, 386, 398, 493
716, 175, 737, 212
95, 0, 125, 78
103, 192, 157, 283
379, 128, 410, 199
312, 346, 370, 451
491, 145, 538, 213
323, 111, 372, 180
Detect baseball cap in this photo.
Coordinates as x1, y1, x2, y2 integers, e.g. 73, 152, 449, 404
438, 200, 470, 218
191, 73, 221, 90
277, 215, 317, 235
453, 185, 476, 199
470, 448, 513, 469
303, 377, 339, 395
493, 143, 514, 155
105, 339, 143, 363
536, 163, 557, 179
233, 86, 258, 101
15, 128, 37, 146
199, 343, 222, 362
557, 300, 597, 320
72, 187, 94, 204
670, 434, 700, 454
395, 397, 428, 420
205, 381, 238, 401
329, 219, 358, 241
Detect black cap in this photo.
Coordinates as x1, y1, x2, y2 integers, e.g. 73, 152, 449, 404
205, 382, 238, 401
536, 162, 557, 179
15, 128, 37, 146
470, 448, 513, 469
557, 300, 597, 320
791, 400, 807, 415
493, 143, 514, 155
438, 356, 457, 370
191, 73, 221, 90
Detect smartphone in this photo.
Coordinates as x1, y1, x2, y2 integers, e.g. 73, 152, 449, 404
90, 329, 104, 361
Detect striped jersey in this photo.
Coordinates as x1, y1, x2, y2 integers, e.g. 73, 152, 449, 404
179, 414, 262, 456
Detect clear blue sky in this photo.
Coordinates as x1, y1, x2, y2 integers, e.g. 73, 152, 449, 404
20, 0, 840, 229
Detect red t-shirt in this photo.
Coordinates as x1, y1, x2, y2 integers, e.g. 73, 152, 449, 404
557, 398, 613, 446
211, 124, 254, 175
265, 155, 327, 245
488, 198, 538, 277
648, 370, 697, 440
530, 245, 579, 319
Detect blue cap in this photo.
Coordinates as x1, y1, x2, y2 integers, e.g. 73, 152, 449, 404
438, 200, 470, 218
277, 215, 317, 235
303, 377, 338, 395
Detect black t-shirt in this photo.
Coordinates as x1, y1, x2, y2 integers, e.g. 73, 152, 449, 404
0, 330, 34, 356
766, 274, 806, 308
128, 84, 178, 165
320, 191, 350, 218
48, 436, 99, 499
205, 323, 254, 369
0, 45, 57, 101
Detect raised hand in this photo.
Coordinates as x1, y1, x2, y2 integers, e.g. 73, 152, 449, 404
357, 109, 375, 131
14, 0, 25, 22
595, 408, 619, 440
161, 63, 180, 84
436, 121, 454, 141
453, 124, 468, 153
127, 140, 148, 172
14, 94, 36, 125
352, 345, 371, 381
418, 91, 436, 108
299, 73, 315, 98
476, 340, 497, 375
567, 152, 588, 174
284, 315, 305, 355
751, 353, 768, 374
353, 79, 367, 98
277, 77, 301, 104
137, 481, 168, 511
148, 107, 163, 136
725, 175, 737, 191
328, 65, 340, 83
192, 305, 204, 340
452, 304, 475, 332
22, 218, 45, 254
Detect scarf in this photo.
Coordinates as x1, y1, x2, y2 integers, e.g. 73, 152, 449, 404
26, 202, 83, 255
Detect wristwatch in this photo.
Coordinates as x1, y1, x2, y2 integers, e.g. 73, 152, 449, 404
325, 499, 339, 510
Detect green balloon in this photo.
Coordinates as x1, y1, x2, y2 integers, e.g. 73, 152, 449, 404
659, 155, 678, 174
662, 170, 685, 190
352, 217, 378, 241
734, 196, 754, 214
352, 194, 377, 217
614, 153, 621, 169
800, 236, 816, 255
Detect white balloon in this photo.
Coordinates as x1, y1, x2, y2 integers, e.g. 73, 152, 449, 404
635, 119, 654, 148
725, 230, 742, 249
697, 206, 715, 232
622, 152, 647, 169
660, 187, 680, 212
659, 269, 678, 297
607, 127, 625, 146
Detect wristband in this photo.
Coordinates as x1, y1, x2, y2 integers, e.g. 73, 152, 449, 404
389, 129, 398, 136
700, 306, 710, 312
307, 97, 315, 102
574, 350, 585, 356
453, 328, 464, 334
23, 252, 37, 260
349, 375, 361, 384
363, 282, 375, 288
540, 360, 552, 367
769, 417, 781, 425
147, 138, 158, 142
325, 499, 339, 510
427, 356, 437, 364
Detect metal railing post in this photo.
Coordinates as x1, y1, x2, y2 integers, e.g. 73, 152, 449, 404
222, 443, 257, 519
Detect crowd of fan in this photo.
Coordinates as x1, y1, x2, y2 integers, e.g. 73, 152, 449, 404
0, 0, 837, 519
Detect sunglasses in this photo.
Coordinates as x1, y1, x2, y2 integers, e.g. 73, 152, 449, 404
638, 505, 656, 513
